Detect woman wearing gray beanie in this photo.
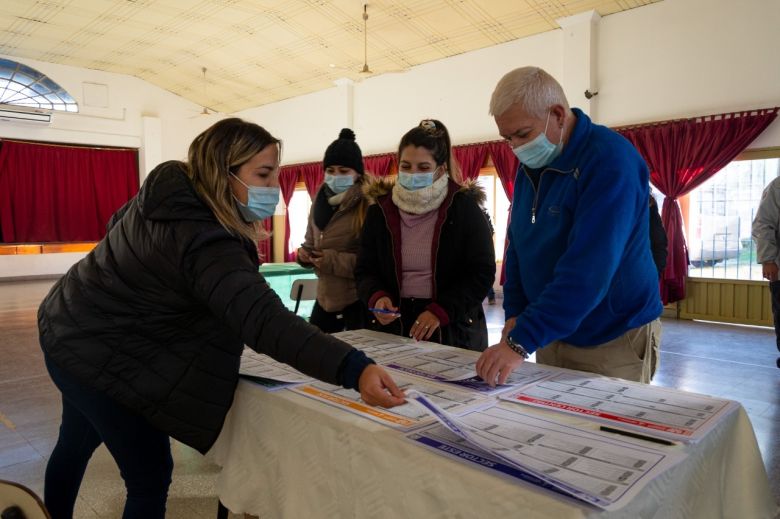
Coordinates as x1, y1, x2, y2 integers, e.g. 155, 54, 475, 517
297, 128, 371, 332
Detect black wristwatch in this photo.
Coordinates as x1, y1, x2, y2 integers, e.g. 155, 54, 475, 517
505, 335, 529, 359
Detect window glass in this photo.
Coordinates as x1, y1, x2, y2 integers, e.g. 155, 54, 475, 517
0, 58, 78, 112
287, 187, 312, 255
476, 170, 510, 262
685, 157, 780, 280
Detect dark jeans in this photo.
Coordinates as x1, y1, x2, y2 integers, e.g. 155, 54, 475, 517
770, 281, 780, 352
309, 299, 370, 333
43, 353, 173, 519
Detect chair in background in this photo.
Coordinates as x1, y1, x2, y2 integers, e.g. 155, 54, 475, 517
289, 278, 318, 315
0, 480, 50, 519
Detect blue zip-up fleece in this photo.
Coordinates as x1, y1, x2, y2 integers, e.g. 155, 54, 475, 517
505, 108, 662, 353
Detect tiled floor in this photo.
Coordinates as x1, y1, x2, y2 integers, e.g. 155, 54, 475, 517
1, 279, 779, 517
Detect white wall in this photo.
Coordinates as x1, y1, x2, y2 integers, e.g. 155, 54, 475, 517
236, 29, 563, 163
237, 85, 348, 164
354, 29, 563, 154
0, 253, 89, 280
597, 0, 780, 147
238, 0, 779, 164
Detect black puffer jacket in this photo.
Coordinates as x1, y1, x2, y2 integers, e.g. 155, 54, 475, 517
355, 178, 495, 351
38, 161, 359, 453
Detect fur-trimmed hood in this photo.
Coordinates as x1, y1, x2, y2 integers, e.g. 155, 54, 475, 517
363, 175, 487, 206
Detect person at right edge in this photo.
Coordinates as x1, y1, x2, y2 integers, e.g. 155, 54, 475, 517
751, 176, 780, 367
476, 67, 663, 386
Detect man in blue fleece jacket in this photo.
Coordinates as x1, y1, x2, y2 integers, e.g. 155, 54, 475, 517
476, 67, 662, 385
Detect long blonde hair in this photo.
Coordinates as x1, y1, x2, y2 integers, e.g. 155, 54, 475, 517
186, 118, 281, 243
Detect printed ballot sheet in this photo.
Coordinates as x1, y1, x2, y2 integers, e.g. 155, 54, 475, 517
239, 348, 313, 391
500, 372, 738, 443
406, 393, 685, 511
408, 424, 577, 503
292, 372, 491, 431
385, 349, 557, 394
332, 329, 436, 364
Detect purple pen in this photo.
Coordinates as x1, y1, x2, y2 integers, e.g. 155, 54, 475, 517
368, 308, 401, 315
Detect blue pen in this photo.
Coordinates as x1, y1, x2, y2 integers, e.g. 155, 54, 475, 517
368, 308, 401, 316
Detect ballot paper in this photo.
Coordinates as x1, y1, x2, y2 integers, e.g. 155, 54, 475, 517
332, 329, 437, 364
238, 348, 313, 391
500, 372, 738, 443
384, 349, 557, 394
406, 393, 685, 511
291, 372, 491, 431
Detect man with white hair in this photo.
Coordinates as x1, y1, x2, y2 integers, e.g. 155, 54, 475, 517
476, 67, 662, 385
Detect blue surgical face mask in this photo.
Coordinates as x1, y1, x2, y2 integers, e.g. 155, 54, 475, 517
512, 111, 563, 169
398, 169, 437, 191
231, 173, 279, 221
324, 173, 355, 194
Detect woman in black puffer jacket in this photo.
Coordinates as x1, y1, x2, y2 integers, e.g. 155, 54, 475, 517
38, 118, 404, 519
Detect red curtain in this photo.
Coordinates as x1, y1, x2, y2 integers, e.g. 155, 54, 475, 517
278, 166, 299, 262
0, 140, 139, 242
453, 144, 489, 182
617, 108, 779, 303
487, 142, 518, 201
488, 142, 519, 285
364, 153, 395, 177
299, 162, 323, 200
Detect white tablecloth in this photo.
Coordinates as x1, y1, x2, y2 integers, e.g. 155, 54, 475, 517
209, 363, 777, 519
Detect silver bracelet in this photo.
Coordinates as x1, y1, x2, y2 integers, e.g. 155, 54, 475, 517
506, 336, 529, 359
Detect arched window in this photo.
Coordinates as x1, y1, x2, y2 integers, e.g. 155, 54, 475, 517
0, 58, 78, 112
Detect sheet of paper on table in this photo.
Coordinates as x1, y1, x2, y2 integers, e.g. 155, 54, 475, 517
238, 347, 314, 391
499, 372, 738, 443
291, 371, 493, 431
332, 329, 438, 364
384, 349, 558, 395
406, 392, 686, 511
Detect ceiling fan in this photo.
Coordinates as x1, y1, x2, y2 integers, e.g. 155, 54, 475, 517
329, 3, 406, 79
359, 3, 373, 75
189, 67, 219, 117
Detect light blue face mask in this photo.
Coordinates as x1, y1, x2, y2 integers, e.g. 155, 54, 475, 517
231, 173, 279, 221
398, 170, 436, 191
324, 173, 355, 194
512, 111, 563, 169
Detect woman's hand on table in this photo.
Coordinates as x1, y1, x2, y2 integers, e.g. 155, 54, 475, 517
358, 365, 406, 407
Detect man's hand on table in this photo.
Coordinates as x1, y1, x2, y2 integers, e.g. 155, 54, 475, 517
476, 340, 525, 387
